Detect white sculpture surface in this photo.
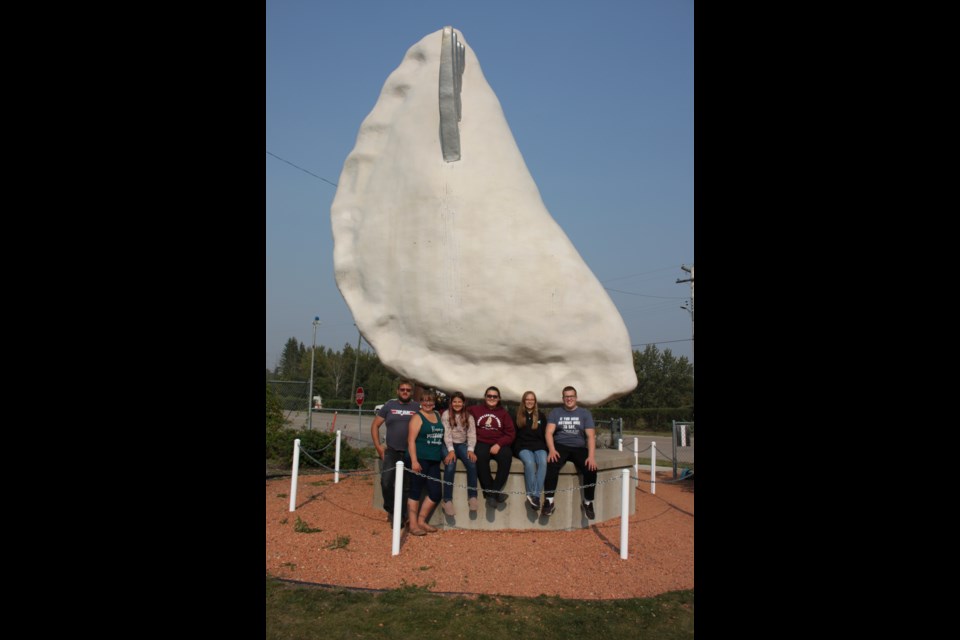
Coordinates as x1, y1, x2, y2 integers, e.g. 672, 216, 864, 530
331, 27, 638, 405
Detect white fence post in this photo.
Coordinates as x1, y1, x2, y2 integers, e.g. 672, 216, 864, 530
620, 468, 630, 560
651, 440, 657, 495
334, 430, 342, 483
618, 438, 623, 452
289, 438, 301, 512
634, 437, 639, 488
391, 461, 404, 556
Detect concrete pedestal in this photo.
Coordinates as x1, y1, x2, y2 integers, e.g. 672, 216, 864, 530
372, 449, 636, 531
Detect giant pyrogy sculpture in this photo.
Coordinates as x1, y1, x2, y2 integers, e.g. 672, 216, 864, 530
331, 26, 638, 405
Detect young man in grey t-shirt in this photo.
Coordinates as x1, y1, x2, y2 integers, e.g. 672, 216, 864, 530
541, 385, 598, 519
371, 381, 421, 524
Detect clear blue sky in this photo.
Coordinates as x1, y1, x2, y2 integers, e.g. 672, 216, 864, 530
266, 0, 694, 372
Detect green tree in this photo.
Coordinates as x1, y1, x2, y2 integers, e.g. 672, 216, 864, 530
277, 337, 304, 380
266, 384, 287, 432
609, 345, 693, 409
322, 344, 350, 398
357, 349, 397, 402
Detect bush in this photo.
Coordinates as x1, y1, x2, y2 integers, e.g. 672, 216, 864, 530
266, 384, 288, 432
266, 428, 369, 470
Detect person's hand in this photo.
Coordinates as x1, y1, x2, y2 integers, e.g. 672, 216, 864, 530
375, 446, 384, 460
490, 444, 501, 455
586, 455, 597, 471
412, 461, 422, 474
547, 449, 559, 463
467, 451, 477, 463
444, 451, 456, 465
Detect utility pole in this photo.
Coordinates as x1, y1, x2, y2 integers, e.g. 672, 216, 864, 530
350, 324, 362, 399
676, 265, 694, 363
308, 317, 320, 430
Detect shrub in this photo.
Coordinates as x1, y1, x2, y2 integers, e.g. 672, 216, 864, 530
266, 384, 288, 432
266, 428, 368, 470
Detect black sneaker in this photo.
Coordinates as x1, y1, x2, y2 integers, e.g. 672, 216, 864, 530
496, 493, 508, 504
541, 500, 555, 516
526, 496, 540, 511
485, 496, 498, 509
582, 502, 595, 520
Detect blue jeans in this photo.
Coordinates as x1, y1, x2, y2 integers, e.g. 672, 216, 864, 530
517, 448, 548, 498
442, 442, 478, 502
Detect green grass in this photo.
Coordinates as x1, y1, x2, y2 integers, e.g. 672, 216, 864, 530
324, 535, 350, 550
266, 577, 693, 639
294, 517, 322, 534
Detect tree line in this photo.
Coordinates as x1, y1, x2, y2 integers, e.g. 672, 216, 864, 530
267, 338, 692, 411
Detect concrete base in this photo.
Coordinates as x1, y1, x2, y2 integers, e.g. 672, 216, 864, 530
372, 449, 636, 531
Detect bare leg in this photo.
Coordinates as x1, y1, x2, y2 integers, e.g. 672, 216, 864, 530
407, 499, 425, 535
419, 497, 439, 533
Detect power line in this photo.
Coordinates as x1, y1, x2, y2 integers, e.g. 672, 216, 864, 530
615, 299, 684, 316
630, 338, 692, 347
601, 265, 686, 284
605, 287, 686, 299
267, 150, 338, 187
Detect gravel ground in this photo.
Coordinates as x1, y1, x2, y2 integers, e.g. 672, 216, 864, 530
266, 468, 693, 600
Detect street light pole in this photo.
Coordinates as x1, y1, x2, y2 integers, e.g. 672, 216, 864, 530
351, 324, 362, 397
308, 316, 320, 430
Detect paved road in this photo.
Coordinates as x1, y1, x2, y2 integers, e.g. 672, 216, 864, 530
284, 409, 377, 447
283, 408, 693, 464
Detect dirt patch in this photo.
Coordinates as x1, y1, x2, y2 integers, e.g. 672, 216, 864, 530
266, 470, 693, 600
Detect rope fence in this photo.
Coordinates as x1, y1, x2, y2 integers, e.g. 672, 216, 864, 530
284, 433, 692, 561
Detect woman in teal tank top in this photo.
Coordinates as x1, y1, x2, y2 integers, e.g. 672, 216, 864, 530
406, 391, 445, 535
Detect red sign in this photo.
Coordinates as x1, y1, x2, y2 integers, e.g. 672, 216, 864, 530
355, 387, 365, 406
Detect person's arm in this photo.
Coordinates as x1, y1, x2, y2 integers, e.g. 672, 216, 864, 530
546, 422, 559, 462
407, 414, 423, 473
537, 416, 548, 445
585, 428, 597, 471
499, 411, 516, 448
488, 409, 502, 455
370, 415, 386, 459
466, 415, 477, 462
441, 411, 456, 465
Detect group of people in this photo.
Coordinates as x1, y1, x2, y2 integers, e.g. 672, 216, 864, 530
371, 381, 599, 536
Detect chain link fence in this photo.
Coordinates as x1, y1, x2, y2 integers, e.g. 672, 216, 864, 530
267, 380, 309, 425
594, 418, 624, 448
671, 420, 694, 477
